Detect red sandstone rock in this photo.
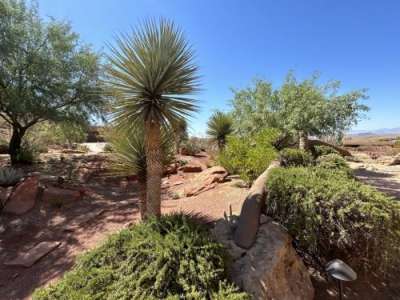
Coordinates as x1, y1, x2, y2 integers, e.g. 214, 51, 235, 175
179, 163, 203, 173
42, 186, 81, 203
3, 177, 39, 215
4, 241, 61, 267
184, 166, 228, 197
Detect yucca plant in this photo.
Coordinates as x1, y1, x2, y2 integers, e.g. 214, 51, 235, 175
172, 118, 189, 153
108, 126, 174, 219
0, 167, 23, 187
207, 111, 233, 151
105, 19, 200, 218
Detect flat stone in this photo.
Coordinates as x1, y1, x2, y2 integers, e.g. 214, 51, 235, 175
42, 186, 81, 203
4, 241, 61, 267
3, 177, 39, 215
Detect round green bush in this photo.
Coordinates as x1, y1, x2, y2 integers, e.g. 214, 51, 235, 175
217, 129, 279, 183
279, 148, 313, 167
33, 213, 249, 300
312, 145, 339, 157
265, 167, 400, 273
316, 153, 352, 175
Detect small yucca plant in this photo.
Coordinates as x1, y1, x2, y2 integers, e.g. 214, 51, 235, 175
108, 126, 174, 219
0, 168, 23, 187
207, 111, 233, 151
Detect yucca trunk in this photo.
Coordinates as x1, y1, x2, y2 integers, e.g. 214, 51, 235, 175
298, 130, 309, 150
138, 178, 147, 220
144, 119, 162, 218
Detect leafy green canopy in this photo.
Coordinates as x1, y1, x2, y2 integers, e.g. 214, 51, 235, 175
266, 166, 400, 273
230, 73, 368, 140
105, 18, 200, 130
33, 214, 249, 300
0, 0, 105, 129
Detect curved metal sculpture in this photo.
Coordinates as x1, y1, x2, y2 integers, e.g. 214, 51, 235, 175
233, 161, 280, 249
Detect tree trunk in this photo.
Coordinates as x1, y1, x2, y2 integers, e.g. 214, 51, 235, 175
144, 119, 162, 218
9, 126, 26, 165
298, 130, 309, 151
138, 178, 147, 220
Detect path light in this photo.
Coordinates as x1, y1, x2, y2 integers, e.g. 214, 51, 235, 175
325, 259, 357, 300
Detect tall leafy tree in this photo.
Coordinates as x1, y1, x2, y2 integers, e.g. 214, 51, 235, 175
230, 74, 368, 149
278, 72, 369, 149
230, 79, 282, 136
105, 19, 200, 218
207, 111, 233, 150
0, 0, 105, 164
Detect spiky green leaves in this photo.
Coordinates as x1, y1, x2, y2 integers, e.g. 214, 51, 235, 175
105, 19, 200, 130
207, 111, 233, 149
107, 126, 175, 181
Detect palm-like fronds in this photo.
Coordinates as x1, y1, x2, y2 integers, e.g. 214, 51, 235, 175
207, 111, 233, 150
105, 19, 200, 129
108, 127, 175, 181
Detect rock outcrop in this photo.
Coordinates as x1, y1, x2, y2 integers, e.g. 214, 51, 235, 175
183, 166, 228, 196
3, 176, 39, 215
389, 154, 400, 166
212, 218, 314, 300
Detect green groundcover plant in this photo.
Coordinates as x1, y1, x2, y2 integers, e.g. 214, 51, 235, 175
33, 213, 249, 300
265, 166, 400, 273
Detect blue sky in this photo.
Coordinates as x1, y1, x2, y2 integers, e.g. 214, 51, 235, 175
37, 0, 400, 136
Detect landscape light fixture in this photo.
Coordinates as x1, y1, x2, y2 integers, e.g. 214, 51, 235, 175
325, 259, 357, 300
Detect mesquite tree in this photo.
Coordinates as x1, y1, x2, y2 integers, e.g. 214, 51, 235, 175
0, 0, 105, 164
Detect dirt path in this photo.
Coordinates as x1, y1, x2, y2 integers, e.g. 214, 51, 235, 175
0, 174, 247, 300
349, 161, 400, 199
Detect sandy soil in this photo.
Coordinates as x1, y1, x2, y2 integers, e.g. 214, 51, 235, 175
0, 153, 248, 300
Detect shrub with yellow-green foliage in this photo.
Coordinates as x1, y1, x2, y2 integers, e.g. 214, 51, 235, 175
266, 166, 400, 273
33, 213, 249, 300
217, 129, 279, 183
279, 148, 313, 167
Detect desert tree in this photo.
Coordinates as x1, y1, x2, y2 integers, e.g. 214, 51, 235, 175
105, 19, 200, 218
108, 126, 174, 219
278, 72, 369, 149
207, 111, 233, 150
230, 74, 368, 149
0, 0, 106, 164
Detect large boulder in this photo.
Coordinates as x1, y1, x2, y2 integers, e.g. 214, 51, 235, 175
183, 166, 228, 197
3, 176, 39, 215
212, 218, 314, 300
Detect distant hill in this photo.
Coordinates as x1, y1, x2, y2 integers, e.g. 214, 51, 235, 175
349, 127, 400, 137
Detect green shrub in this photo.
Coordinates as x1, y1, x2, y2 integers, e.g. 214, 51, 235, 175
15, 142, 39, 164
217, 129, 279, 183
181, 139, 201, 156
103, 143, 113, 152
0, 168, 23, 187
33, 213, 249, 300
265, 167, 400, 273
279, 148, 313, 167
316, 153, 351, 175
312, 145, 339, 157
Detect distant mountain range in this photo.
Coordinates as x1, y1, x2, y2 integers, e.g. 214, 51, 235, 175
348, 127, 400, 136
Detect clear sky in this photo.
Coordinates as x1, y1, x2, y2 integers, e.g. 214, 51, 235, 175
37, 0, 400, 135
